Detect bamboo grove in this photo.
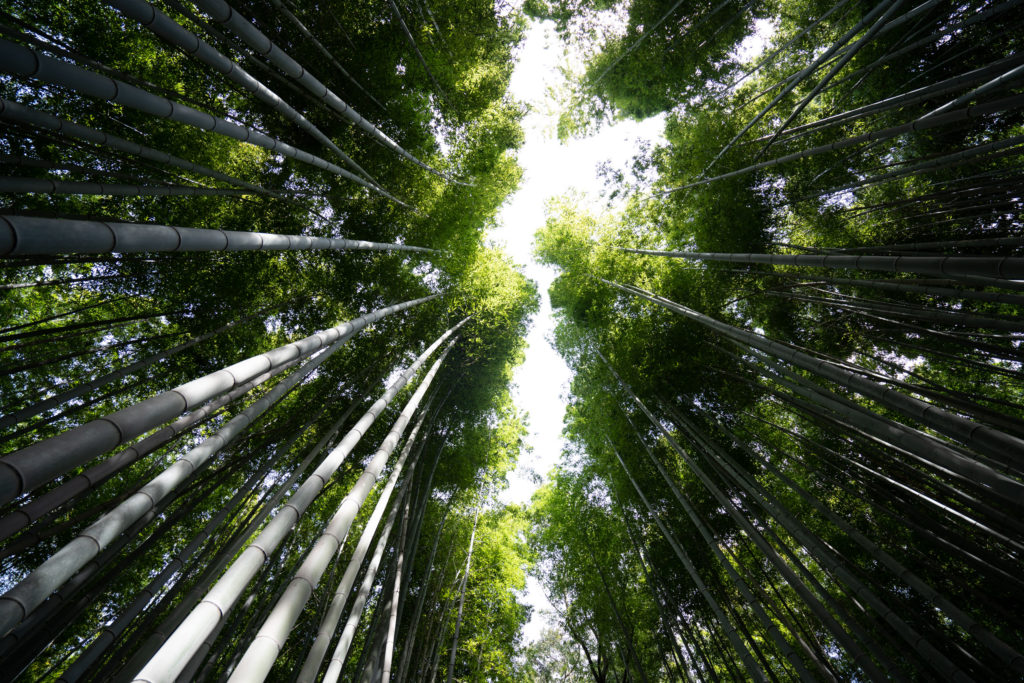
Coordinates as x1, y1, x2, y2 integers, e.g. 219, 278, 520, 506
525, 0, 1024, 680
0, 0, 539, 680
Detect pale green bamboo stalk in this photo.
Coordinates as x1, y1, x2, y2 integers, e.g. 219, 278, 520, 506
394, 498, 451, 683
191, 0, 468, 185
131, 320, 466, 683
109, 387, 370, 680
0, 295, 437, 506
0, 215, 434, 256
0, 38, 402, 203
0, 353, 298, 543
0, 336, 342, 638
226, 342, 453, 682
382, 492, 413, 681
320, 490, 404, 683
54, 433, 291, 683
296, 399, 434, 682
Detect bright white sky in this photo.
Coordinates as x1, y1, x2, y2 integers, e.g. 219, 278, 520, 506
487, 18, 666, 643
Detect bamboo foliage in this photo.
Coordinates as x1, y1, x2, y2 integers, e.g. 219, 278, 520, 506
0, 38, 401, 201
190, 0, 462, 183
0, 3, 536, 679
6, 0, 1023, 678
108, 0, 380, 186
531, 0, 1024, 677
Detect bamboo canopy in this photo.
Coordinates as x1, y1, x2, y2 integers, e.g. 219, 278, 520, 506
2, 0, 1023, 680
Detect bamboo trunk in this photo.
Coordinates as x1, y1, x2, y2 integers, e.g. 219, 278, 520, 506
109, 0, 379, 186
0, 39, 392, 201
0, 294, 437, 505
319, 493, 405, 683
0, 215, 434, 257
191, 0, 462, 184
444, 505, 480, 683
0, 98, 269, 194
0, 333, 344, 638
602, 278, 1024, 492
133, 321, 465, 682
295, 400, 435, 682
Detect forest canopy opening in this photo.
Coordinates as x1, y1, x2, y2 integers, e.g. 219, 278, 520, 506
1, 0, 1023, 680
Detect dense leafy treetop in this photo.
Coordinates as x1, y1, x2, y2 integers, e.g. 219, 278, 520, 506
0, 0, 542, 679
527, 0, 1024, 679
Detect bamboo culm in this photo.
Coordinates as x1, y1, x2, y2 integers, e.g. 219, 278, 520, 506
226, 344, 453, 682
755, 0, 911, 154
110, 387, 372, 680
600, 350, 891, 680
0, 215, 434, 257
0, 38, 400, 203
0, 353, 302, 544
614, 413, 813, 679
386, 0, 448, 103
394, 498, 451, 683
444, 505, 480, 683
0, 333, 345, 638
0, 294, 438, 505
321, 495, 404, 683
54, 438, 290, 682
296, 399, 435, 682
0, 301, 273, 433
605, 438, 766, 682
726, 421, 1024, 674
663, 93, 1024, 192
704, 0, 900, 174
109, 0, 380, 187
267, 0, 386, 113
615, 246, 1024, 283
190, 0, 462, 184
0, 97, 269, 195
131, 320, 466, 682
381, 493, 413, 681
666, 403, 974, 680
604, 278, 1024, 501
